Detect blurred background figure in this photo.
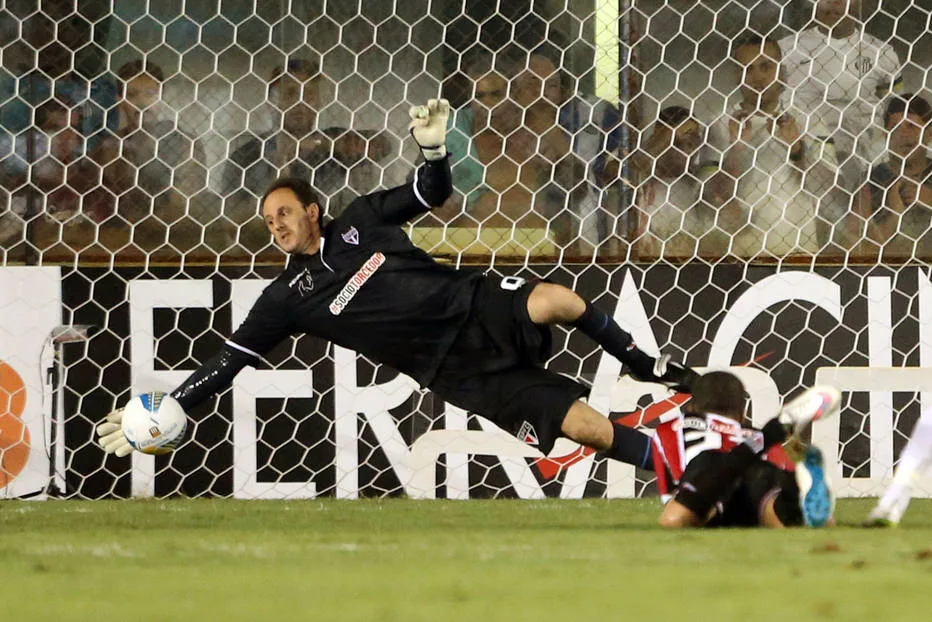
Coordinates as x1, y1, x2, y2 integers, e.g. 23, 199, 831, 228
517, 48, 625, 255
779, 0, 903, 241
633, 106, 716, 258
222, 58, 391, 251
439, 48, 588, 255
712, 35, 822, 258
90, 61, 208, 256
856, 94, 932, 259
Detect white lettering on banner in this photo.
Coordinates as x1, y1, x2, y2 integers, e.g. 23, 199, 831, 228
810, 270, 932, 497
230, 279, 317, 500
333, 344, 419, 498
707, 271, 840, 431
129, 280, 214, 498
123, 268, 932, 500
328, 252, 385, 315
0, 267, 61, 499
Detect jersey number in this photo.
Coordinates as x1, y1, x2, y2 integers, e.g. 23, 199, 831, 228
500, 276, 527, 291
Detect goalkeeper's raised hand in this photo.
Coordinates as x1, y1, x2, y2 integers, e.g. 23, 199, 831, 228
408, 98, 450, 161
96, 408, 133, 457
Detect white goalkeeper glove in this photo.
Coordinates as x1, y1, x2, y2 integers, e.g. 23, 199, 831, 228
96, 408, 134, 457
408, 98, 450, 161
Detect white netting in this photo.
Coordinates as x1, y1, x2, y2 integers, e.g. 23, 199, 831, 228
0, 0, 931, 500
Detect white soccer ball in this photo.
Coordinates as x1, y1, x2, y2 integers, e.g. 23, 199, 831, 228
121, 392, 188, 455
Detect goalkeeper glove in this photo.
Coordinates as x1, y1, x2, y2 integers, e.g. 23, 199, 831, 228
96, 408, 134, 457
628, 352, 699, 393
408, 98, 450, 161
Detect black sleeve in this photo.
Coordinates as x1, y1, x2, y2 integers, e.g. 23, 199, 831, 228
227, 286, 295, 360
171, 287, 294, 412
362, 156, 453, 226
171, 345, 253, 412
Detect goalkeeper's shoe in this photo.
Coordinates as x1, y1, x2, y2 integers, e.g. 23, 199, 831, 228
795, 445, 835, 528
778, 385, 842, 436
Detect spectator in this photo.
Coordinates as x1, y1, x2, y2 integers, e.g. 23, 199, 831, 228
442, 53, 508, 216
0, 102, 42, 249
19, 98, 107, 258
856, 94, 932, 258
440, 51, 578, 254
222, 58, 391, 250
633, 106, 716, 258
517, 50, 624, 253
91, 60, 209, 255
779, 0, 902, 204
712, 35, 826, 257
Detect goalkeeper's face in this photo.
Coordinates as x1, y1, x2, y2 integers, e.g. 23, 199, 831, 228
262, 188, 321, 255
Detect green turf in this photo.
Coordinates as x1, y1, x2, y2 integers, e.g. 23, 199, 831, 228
1, 498, 930, 621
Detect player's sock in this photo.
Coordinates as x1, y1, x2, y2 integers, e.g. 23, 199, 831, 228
570, 302, 698, 391
571, 301, 641, 363
598, 422, 654, 471
570, 301, 663, 380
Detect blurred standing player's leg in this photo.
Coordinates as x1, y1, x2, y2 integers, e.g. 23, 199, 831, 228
866, 409, 932, 527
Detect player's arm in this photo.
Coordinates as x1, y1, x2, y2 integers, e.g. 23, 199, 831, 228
363, 99, 453, 226
722, 113, 754, 178
872, 44, 904, 101
97, 289, 294, 456
659, 419, 789, 529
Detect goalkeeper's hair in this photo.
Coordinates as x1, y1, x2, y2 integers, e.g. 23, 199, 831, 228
684, 371, 747, 421
261, 177, 323, 212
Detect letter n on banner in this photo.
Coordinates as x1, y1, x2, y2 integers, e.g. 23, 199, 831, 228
0, 267, 61, 499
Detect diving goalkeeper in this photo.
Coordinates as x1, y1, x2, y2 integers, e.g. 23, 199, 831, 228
97, 98, 698, 469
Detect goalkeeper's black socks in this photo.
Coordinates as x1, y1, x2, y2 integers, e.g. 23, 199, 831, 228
570, 301, 699, 391
598, 422, 654, 471
571, 301, 650, 372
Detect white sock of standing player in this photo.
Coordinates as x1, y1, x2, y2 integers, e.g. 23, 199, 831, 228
875, 408, 932, 523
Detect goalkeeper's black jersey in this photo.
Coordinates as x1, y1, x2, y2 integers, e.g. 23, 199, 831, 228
229, 168, 482, 386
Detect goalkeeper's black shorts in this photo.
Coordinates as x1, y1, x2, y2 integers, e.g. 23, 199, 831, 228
428, 276, 589, 455
674, 451, 803, 527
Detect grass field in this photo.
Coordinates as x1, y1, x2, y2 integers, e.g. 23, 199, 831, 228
2, 498, 931, 621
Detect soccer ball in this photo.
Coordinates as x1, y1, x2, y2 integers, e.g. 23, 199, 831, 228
121, 392, 187, 455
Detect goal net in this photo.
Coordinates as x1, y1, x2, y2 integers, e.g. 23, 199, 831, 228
1, 0, 931, 500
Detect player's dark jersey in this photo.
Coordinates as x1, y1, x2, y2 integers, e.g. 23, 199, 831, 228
651, 408, 791, 501
229, 167, 482, 386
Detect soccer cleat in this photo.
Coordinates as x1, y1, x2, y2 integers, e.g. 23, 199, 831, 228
863, 467, 922, 528
863, 506, 899, 528
778, 385, 842, 435
795, 446, 835, 528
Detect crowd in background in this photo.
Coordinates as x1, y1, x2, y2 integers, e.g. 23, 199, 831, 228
634, 0, 929, 261
0, 0, 929, 263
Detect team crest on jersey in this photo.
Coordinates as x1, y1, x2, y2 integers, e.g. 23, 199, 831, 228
342, 226, 360, 245
853, 56, 873, 77
288, 268, 314, 296
517, 421, 539, 446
